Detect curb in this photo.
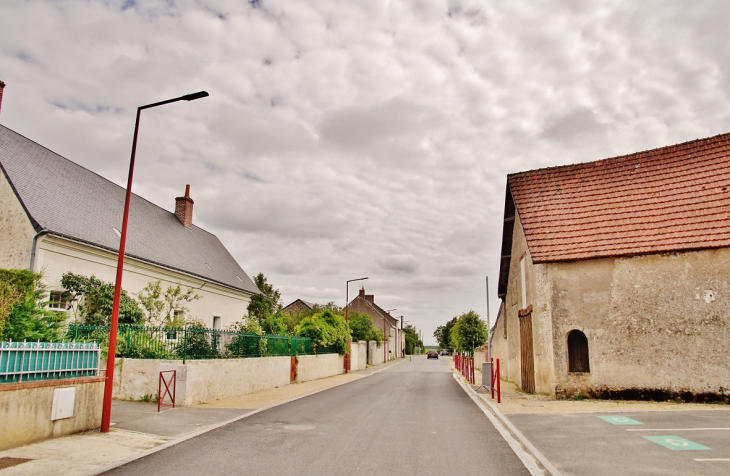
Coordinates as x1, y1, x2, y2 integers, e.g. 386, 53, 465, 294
84, 360, 402, 475
452, 371, 564, 476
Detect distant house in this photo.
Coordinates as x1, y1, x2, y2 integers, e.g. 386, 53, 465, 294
282, 299, 316, 315
491, 133, 730, 401
346, 287, 403, 360
0, 124, 259, 329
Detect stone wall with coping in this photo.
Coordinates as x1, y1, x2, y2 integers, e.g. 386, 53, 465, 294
0, 377, 104, 451
349, 341, 367, 371
295, 354, 344, 382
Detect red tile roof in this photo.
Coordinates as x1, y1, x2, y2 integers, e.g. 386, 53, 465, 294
509, 132, 730, 263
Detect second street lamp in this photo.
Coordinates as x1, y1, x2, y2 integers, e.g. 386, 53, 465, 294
101, 91, 209, 433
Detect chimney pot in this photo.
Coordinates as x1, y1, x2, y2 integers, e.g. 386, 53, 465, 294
0, 80, 6, 115
175, 184, 194, 228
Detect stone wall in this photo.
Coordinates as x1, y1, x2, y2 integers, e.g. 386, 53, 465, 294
0, 377, 104, 451
0, 170, 35, 270
550, 248, 730, 401
349, 341, 367, 371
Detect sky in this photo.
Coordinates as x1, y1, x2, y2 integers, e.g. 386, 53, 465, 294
2, 0, 730, 345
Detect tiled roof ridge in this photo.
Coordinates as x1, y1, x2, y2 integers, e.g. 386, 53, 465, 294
508, 131, 730, 180
0, 124, 217, 238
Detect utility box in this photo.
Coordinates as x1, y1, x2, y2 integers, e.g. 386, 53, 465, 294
51, 387, 76, 420
482, 362, 491, 390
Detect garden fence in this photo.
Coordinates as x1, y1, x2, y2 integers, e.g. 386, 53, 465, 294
65, 325, 335, 363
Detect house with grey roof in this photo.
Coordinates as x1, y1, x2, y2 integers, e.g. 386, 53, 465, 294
0, 124, 259, 329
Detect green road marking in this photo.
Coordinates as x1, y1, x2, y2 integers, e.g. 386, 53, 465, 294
598, 415, 642, 425
643, 436, 711, 451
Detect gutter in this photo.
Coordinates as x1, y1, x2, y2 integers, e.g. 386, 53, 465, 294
29, 229, 49, 272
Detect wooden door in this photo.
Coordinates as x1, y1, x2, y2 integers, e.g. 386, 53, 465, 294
519, 309, 535, 393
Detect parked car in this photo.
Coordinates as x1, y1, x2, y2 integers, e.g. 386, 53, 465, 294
427, 350, 439, 359
440, 349, 450, 356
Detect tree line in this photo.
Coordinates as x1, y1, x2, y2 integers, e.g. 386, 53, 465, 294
433, 310, 487, 355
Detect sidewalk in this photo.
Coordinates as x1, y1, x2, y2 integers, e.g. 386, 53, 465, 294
0, 360, 402, 476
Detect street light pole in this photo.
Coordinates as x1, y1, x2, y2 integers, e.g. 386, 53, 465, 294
101, 91, 209, 433
344, 277, 367, 373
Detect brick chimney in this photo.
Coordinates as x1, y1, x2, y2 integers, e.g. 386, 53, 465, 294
0, 80, 5, 115
175, 184, 194, 228
359, 287, 365, 298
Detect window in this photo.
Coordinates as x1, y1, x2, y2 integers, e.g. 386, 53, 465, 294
48, 291, 70, 310
213, 316, 221, 330
567, 330, 590, 373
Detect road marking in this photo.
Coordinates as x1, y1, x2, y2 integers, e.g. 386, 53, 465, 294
628, 428, 730, 432
643, 436, 711, 450
694, 458, 730, 462
597, 415, 642, 425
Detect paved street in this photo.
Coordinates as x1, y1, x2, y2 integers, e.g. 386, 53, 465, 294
104, 357, 531, 475
507, 409, 730, 476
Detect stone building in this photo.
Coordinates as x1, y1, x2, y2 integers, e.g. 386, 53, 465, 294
491, 132, 730, 402
282, 299, 316, 315
0, 124, 259, 329
346, 287, 403, 360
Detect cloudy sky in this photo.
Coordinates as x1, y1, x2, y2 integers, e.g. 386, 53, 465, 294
2, 0, 730, 344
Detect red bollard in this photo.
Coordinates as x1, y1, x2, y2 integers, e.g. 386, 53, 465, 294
496, 359, 501, 403
490, 357, 495, 399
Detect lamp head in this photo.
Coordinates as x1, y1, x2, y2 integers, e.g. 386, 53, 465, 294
183, 91, 209, 101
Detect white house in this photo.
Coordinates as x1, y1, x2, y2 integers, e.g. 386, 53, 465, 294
0, 124, 259, 329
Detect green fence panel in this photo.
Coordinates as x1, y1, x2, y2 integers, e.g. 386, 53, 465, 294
0, 341, 100, 383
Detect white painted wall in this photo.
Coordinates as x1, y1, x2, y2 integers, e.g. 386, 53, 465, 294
295, 354, 344, 382
349, 341, 367, 371
34, 235, 252, 329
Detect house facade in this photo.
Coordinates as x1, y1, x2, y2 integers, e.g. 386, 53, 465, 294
347, 287, 403, 360
0, 124, 259, 329
491, 133, 730, 401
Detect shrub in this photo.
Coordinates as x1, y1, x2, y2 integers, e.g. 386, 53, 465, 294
295, 310, 349, 354
0, 268, 65, 342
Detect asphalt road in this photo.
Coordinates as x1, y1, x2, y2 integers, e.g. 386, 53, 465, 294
508, 409, 730, 476
104, 356, 530, 475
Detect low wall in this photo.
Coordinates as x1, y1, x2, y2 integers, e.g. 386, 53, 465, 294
349, 341, 367, 371
112, 352, 352, 406
296, 354, 344, 382
0, 377, 104, 451
112, 357, 291, 406
368, 341, 385, 365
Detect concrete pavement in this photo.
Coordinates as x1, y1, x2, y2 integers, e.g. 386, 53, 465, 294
451, 359, 730, 476
0, 360, 399, 476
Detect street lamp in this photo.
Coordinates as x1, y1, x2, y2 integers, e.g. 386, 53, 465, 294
344, 277, 368, 373
101, 91, 209, 433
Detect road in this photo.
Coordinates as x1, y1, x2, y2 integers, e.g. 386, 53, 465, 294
104, 356, 531, 475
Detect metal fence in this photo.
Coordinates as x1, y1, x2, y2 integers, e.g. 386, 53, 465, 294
0, 340, 100, 383
65, 325, 335, 362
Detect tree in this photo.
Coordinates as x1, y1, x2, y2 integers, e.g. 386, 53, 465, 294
247, 272, 282, 321
295, 309, 350, 354
403, 325, 423, 354
136, 280, 202, 327
0, 268, 64, 341
348, 311, 383, 343
61, 272, 143, 325
450, 310, 488, 355
434, 316, 457, 350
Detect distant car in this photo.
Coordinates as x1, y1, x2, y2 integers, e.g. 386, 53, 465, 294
427, 350, 439, 359
440, 349, 449, 356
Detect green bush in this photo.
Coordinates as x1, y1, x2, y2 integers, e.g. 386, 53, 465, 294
295, 309, 349, 354
0, 268, 65, 342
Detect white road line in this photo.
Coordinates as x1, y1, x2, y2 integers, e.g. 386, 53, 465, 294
627, 428, 730, 432
694, 458, 730, 462
453, 373, 558, 476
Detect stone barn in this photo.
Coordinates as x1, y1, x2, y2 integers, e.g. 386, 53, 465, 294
490, 132, 730, 402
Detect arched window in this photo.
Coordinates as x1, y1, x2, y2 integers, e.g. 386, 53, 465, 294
567, 330, 590, 373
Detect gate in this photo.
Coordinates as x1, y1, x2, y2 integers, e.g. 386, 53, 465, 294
519, 306, 535, 393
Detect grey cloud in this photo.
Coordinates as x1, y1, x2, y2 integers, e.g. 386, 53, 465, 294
376, 254, 421, 274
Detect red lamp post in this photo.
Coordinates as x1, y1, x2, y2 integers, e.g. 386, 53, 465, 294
344, 277, 368, 373
101, 91, 209, 433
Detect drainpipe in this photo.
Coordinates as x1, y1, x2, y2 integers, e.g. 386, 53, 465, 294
29, 229, 49, 272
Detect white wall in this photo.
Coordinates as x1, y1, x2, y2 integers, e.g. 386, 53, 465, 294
349, 341, 367, 371
295, 354, 344, 382
34, 235, 252, 329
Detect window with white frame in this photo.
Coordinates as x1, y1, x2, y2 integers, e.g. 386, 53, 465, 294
48, 291, 70, 310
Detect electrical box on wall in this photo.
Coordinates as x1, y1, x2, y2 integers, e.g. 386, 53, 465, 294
51, 387, 76, 421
